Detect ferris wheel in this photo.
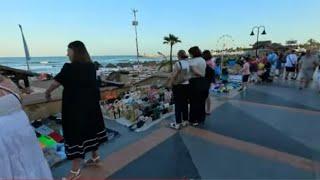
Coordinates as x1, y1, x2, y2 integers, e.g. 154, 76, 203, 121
216, 34, 235, 51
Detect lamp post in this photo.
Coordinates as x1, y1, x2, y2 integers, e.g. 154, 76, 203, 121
250, 25, 266, 57
132, 9, 140, 64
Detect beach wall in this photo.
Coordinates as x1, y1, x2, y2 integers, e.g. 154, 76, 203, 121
22, 73, 170, 121
24, 100, 62, 121
22, 80, 63, 121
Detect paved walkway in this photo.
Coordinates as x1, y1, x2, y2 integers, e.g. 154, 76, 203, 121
52, 81, 320, 179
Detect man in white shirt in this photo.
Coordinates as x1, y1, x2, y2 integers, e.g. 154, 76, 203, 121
285, 50, 298, 80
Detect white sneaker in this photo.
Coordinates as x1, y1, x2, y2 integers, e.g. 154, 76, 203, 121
192, 122, 199, 127
170, 123, 181, 130
182, 121, 189, 127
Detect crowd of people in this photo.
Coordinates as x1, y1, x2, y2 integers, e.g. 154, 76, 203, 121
0, 42, 217, 179
168, 46, 215, 130
0, 40, 319, 179
168, 47, 320, 130
237, 48, 320, 92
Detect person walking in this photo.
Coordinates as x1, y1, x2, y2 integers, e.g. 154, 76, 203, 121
285, 50, 298, 80
267, 51, 279, 77
239, 57, 251, 91
214, 57, 222, 79
0, 75, 52, 179
188, 46, 208, 126
202, 50, 215, 115
168, 50, 190, 130
275, 51, 285, 77
295, 52, 306, 80
298, 49, 319, 90
249, 56, 258, 83
46, 41, 107, 179
317, 63, 320, 94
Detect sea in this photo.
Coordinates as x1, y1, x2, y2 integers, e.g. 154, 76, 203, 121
0, 56, 161, 75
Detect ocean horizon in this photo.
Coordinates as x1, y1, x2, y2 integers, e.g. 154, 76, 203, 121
0, 56, 162, 75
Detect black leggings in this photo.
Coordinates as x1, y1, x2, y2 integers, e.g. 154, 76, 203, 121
172, 84, 189, 124
189, 78, 209, 124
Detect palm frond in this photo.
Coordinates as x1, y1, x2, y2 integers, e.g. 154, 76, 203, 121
163, 36, 170, 41
157, 60, 171, 71
163, 34, 181, 46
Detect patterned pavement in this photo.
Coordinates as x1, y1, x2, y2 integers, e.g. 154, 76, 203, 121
52, 82, 320, 179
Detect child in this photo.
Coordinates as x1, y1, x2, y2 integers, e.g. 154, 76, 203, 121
249, 58, 258, 83
239, 58, 251, 91
220, 68, 230, 94
257, 61, 265, 82
221, 67, 229, 85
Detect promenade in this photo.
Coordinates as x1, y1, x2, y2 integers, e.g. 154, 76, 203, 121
52, 80, 320, 179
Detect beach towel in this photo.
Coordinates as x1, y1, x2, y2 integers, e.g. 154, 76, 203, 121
35, 125, 54, 136
116, 117, 134, 127
227, 60, 237, 67
48, 132, 64, 143
214, 65, 222, 76
38, 135, 57, 148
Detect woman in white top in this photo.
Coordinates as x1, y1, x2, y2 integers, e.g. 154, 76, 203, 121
0, 75, 52, 179
188, 46, 208, 126
168, 50, 190, 130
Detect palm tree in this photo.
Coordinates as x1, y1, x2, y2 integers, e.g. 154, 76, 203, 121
163, 34, 181, 72
306, 39, 320, 47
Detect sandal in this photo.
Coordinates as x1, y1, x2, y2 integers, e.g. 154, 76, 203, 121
84, 156, 101, 166
181, 121, 189, 127
170, 123, 181, 130
62, 169, 81, 180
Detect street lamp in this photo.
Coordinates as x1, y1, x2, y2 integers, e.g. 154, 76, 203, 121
132, 9, 140, 64
250, 25, 267, 56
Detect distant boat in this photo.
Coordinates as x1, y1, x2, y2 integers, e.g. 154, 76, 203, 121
40, 61, 49, 64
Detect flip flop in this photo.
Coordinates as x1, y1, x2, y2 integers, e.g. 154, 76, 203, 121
62, 169, 81, 180
84, 156, 101, 166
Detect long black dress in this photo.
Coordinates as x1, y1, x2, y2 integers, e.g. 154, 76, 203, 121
54, 62, 107, 160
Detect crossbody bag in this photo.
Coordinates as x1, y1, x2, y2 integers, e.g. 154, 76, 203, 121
0, 85, 22, 104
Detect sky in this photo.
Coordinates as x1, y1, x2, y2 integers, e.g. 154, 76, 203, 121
0, 0, 319, 57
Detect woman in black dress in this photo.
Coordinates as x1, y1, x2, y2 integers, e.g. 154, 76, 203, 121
46, 41, 107, 179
